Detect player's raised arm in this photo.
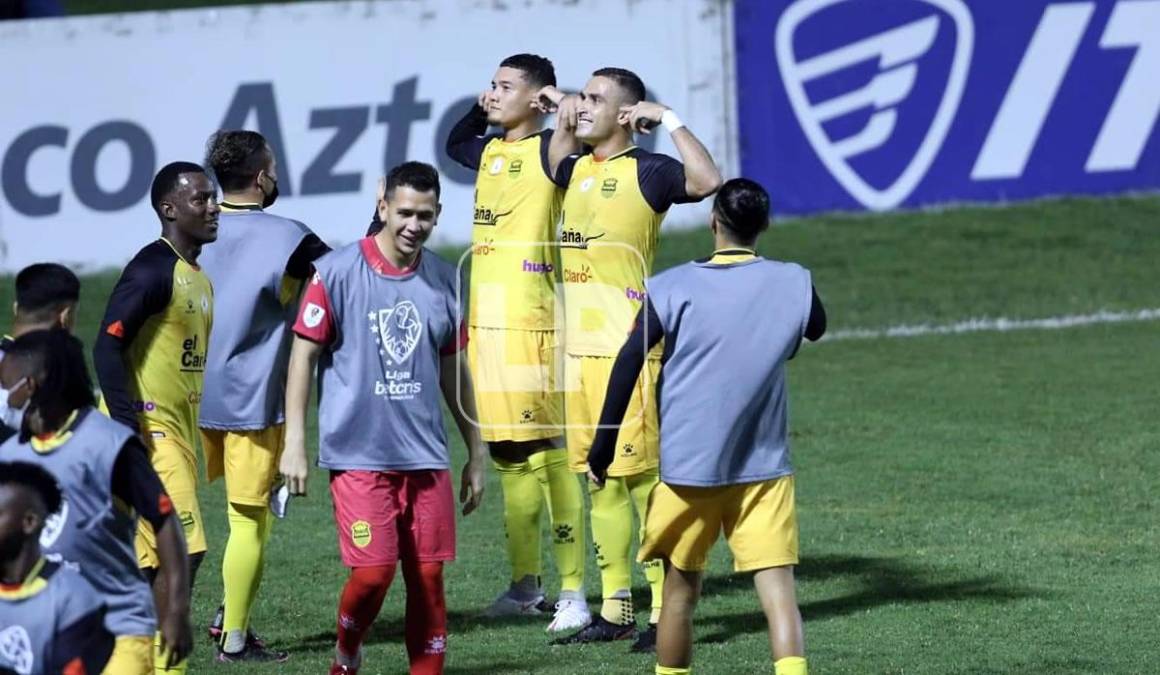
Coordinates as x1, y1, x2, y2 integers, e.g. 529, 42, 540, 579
620, 101, 723, 199
535, 85, 582, 179
445, 94, 491, 171
439, 351, 487, 516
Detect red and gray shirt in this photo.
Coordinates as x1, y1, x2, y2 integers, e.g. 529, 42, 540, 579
293, 237, 466, 472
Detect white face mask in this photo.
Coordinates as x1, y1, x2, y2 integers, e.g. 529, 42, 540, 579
0, 378, 29, 430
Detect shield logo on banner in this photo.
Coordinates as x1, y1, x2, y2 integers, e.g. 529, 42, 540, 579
0, 625, 33, 675
776, 0, 974, 210
377, 300, 423, 365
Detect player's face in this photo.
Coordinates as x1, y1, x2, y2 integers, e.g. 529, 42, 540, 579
167, 172, 221, 244
380, 186, 440, 257
576, 76, 625, 143
486, 67, 537, 128
0, 485, 38, 564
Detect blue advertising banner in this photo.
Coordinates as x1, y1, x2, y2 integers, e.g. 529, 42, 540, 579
735, 0, 1160, 214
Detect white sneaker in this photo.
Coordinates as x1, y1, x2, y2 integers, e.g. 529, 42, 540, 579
546, 596, 591, 633
482, 589, 547, 618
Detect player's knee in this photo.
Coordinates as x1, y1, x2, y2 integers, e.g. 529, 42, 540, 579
351, 564, 396, 593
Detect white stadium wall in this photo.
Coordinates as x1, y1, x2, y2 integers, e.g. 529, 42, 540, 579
0, 0, 736, 273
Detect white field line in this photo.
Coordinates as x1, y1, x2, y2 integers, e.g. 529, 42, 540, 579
824, 308, 1160, 342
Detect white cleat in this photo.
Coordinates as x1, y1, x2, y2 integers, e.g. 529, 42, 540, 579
546, 596, 592, 633
482, 590, 547, 618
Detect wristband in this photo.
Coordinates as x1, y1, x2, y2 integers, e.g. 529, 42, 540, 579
661, 109, 685, 133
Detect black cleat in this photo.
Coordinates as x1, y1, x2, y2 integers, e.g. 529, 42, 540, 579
630, 623, 657, 653
551, 615, 636, 645
216, 643, 290, 664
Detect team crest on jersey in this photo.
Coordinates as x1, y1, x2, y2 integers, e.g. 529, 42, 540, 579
0, 625, 33, 675
39, 500, 68, 548
373, 300, 423, 365
508, 159, 523, 176
489, 157, 505, 175
601, 178, 618, 197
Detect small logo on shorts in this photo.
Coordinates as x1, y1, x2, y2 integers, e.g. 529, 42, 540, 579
351, 520, 373, 548
622, 443, 635, 456
520, 409, 535, 423
180, 511, 196, 531
554, 524, 575, 544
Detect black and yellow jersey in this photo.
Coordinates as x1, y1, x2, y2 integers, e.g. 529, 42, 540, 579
554, 146, 691, 357
94, 238, 213, 442
446, 104, 562, 330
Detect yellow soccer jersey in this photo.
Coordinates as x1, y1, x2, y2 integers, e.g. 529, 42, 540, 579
447, 110, 562, 330
95, 238, 213, 443
556, 146, 691, 356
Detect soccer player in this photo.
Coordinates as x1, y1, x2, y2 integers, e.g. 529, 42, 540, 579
588, 179, 826, 675
0, 330, 193, 674
0, 461, 114, 674
0, 264, 80, 443
198, 130, 330, 663
280, 162, 488, 675
444, 53, 588, 629
537, 69, 722, 650
93, 161, 217, 673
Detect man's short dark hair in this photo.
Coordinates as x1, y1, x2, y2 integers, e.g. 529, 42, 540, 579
150, 161, 206, 211
500, 53, 557, 89
713, 178, 771, 243
384, 162, 441, 201
14, 263, 80, 316
4, 330, 95, 436
0, 461, 63, 515
205, 130, 270, 192
592, 67, 646, 104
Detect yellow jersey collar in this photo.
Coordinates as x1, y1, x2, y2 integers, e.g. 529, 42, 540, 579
0, 558, 47, 600
707, 247, 758, 265
219, 201, 263, 212
31, 409, 81, 454
592, 145, 637, 163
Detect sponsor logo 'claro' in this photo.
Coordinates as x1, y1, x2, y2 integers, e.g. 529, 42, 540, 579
563, 265, 592, 283
472, 238, 494, 255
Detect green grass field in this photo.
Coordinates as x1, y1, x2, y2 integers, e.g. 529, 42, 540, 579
6, 195, 1160, 674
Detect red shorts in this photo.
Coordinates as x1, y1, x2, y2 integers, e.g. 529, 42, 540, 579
329, 469, 456, 567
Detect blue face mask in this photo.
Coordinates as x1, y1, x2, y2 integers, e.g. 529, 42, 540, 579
0, 378, 29, 430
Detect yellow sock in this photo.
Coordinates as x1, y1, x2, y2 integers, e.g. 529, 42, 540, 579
775, 656, 807, 675
153, 631, 188, 673
221, 502, 269, 651
492, 457, 544, 582
590, 476, 634, 619
656, 666, 691, 674
629, 472, 664, 620
528, 448, 585, 592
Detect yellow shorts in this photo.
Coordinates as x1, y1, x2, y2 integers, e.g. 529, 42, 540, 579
202, 425, 285, 506
639, 475, 798, 573
101, 635, 152, 675
467, 327, 564, 442
564, 355, 659, 477
137, 431, 206, 568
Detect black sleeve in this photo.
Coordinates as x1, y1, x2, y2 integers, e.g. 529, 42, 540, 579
637, 152, 692, 213
48, 604, 114, 675
93, 245, 173, 430
444, 104, 491, 171
552, 153, 581, 188
285, 234, 331, 280
111, 437, 171, 531
587, 301, 665, 478
804, 285, 827, 342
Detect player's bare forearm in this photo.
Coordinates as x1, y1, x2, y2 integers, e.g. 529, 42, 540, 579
540, 87, 580, 178
283, 336, 321, 495
671, 127, 723, 199
441, 353, 487, 514
154, 513, 192, 667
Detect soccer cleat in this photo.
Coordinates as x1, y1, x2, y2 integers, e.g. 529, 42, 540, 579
546, 596, 592, 633
482, 589, 548, 617
630, 623, 657, 653
551, 615, 636, 645
216, 643, 290, 664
